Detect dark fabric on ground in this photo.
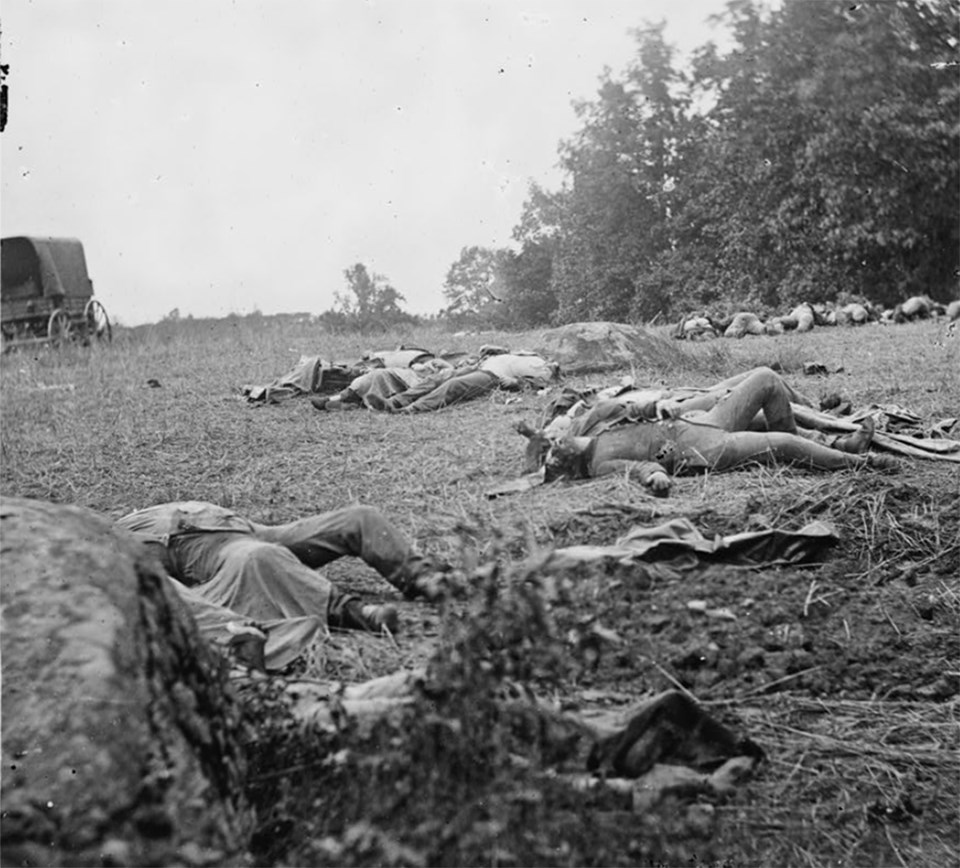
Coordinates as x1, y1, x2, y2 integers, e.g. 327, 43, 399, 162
547, 517, 839, 572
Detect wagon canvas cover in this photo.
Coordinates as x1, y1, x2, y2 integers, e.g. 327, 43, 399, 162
1, 236, 93, 302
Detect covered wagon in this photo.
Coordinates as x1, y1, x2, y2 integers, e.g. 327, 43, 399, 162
1, 236, 111, 350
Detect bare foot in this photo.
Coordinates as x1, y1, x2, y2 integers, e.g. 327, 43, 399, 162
834, 417, 875, 454
866, 452, 900, 472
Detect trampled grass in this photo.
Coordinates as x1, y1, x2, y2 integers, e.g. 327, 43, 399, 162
2, 316, 958, 866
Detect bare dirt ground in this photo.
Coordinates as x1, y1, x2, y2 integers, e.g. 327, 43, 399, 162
2, 317, 958, 866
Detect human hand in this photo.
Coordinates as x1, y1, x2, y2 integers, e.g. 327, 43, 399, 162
627, 399, 659, 421
656, 400, 682, 421
647, 471, 671, 495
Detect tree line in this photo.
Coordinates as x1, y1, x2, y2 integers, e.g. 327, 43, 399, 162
326, 0, 959, 333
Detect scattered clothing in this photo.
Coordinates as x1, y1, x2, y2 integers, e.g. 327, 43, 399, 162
546, 517, 839, 575
241, 355, 364, 404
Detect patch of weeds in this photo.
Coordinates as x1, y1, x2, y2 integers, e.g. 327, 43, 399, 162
238, 541, 691, 867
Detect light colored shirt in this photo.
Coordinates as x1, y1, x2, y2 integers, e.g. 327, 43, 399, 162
479, 352, 557, 385
117, 501, 255, 542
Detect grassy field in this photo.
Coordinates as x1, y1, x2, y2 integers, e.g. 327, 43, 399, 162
2, 316, 958, 866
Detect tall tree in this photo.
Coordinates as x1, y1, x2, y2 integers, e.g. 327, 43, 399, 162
678, 0, 959, 307
326, 264, 413, 333
543, 22, 688, 322
777, 0, 960, 304
500, 243, 557, 328
441, 246, 510, 328
502, 182, 562, 327
516, 0, 959, 323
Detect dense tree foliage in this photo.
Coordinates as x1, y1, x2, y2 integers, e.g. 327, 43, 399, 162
441, 246, 512, 329
468, 0, 958, 328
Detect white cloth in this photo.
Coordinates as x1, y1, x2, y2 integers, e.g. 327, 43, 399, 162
479, 352, 557, 385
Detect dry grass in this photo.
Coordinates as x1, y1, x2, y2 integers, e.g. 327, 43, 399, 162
2, 316, 959, 866
715, 696, 960, 867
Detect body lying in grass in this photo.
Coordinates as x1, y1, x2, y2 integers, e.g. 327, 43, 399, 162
283, 670, 764, 787
314, 349, 559, 413
118, 501, 449, 669
520, 367, 897, 495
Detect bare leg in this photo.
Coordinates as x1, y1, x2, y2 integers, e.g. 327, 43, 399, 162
707, 430, 869, 471
678, 368, 813, 412
668, 368, 812, 420
692, 368, 799, 433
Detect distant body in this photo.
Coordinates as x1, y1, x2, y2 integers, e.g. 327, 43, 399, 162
522, 368, 895, 495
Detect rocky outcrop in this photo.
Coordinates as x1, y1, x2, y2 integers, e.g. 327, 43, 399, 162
1, 498, 253, 867
536, 321, 677, 374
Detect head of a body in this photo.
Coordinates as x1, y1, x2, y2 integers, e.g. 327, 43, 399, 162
517, 417, 574, 473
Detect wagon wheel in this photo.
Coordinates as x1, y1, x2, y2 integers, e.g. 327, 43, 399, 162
83, 299, 113, 343
47, 309, 73, 347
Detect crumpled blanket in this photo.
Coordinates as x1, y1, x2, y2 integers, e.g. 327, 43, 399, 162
546, 517, 839, 573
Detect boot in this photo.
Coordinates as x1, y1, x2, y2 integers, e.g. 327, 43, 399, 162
225, 621, 268, 671
335, 598, 400, 635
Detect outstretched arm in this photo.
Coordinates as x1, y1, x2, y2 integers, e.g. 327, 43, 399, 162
592, 459, 671, 495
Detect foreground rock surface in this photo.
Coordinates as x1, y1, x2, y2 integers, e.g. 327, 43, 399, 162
0, 497, 253, 867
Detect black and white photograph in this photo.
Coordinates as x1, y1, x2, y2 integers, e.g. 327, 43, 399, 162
2, 2, 958, 866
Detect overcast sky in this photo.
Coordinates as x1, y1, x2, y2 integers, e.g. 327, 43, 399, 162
1, 1, 736, 326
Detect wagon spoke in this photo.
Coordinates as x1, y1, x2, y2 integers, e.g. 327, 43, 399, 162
47, 309, 73, 348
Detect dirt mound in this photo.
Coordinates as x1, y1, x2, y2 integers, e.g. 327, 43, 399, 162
536, 321, 678, 374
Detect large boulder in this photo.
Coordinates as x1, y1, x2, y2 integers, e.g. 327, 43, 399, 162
536, 321, 677, 374
1, 498, 253, 867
